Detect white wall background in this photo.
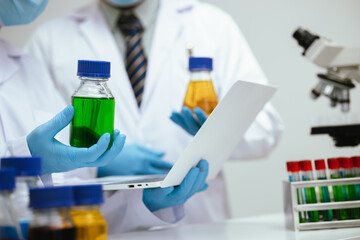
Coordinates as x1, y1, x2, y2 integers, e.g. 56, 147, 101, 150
1, 0, 360, 218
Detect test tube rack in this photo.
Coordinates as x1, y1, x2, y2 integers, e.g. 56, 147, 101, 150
283, 177, 360, 231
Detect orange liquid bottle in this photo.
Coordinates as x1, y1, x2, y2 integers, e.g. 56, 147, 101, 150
70, 185, 107, 240
183, 57, 218, 116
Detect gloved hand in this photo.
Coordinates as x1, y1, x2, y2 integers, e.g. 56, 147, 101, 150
170, 107, 207, 136
98, 144, 173, 176
143, 159, 209, 212
27, 106, 126, 175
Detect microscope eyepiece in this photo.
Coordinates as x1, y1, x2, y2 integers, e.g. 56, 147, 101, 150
293, 27, 319, 54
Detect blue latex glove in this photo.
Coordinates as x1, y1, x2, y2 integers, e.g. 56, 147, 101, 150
143, 159, 209, 212
170, 106, 207, 136
98, 144, 173, 176
26, 106, 126, 175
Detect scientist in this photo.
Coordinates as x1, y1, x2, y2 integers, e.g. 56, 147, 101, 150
0, 0, 209, 232
0, 0, 126, 175
26, 0, 283, 234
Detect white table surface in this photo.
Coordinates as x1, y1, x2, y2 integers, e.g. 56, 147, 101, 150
108, 213, 360, 240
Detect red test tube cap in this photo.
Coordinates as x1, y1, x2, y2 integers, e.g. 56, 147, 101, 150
286, 161, 300, 172
315, 159, 326, 170
328, 158, 340, 170
340, 157, 353, 169
351, 156, 360, 168
299, 160, 312, 171
292, 161, 300, 172
286, 162, 292, 172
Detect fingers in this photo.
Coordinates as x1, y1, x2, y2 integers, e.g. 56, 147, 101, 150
82, 133, 111, 162
170, 111, 187, 129
200, 183, 209, 192
181, 107, 200, 133
87, 130, 126, 167
171, 167, 200, 199
144, 186, 174, 198
190, 160, 209, 195
143, 186, 175, 212
38, 105, 74, 138
150, 159, 173, 170
193, 107, 208, 125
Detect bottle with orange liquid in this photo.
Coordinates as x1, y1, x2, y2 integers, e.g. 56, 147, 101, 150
183, 57, 218, 116
70, 185, 107, 240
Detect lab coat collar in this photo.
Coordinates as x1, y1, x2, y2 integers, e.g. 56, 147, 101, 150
0, 39, 23, 84
99, 0, 159, 34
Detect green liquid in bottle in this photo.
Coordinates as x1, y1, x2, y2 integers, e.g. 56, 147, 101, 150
70, 97, 115, 149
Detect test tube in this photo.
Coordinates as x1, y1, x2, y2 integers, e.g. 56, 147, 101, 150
299, 160, 319, 222
314, 159, 333, 221
328, 158, 347, 220
339, 157, 360, 219
286, 161, 306, 223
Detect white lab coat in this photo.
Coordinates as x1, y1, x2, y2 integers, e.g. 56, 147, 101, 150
26, 0, 283, 233
0, 39, 64, 158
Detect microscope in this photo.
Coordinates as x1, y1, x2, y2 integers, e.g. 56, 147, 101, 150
293, 27, 360, 147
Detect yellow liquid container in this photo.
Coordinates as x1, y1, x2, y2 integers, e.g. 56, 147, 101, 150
70, 207, 106, 240
183, 57, 218, 116
70, 185, 107, 240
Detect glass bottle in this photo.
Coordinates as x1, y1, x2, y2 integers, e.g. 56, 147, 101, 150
1, 157, 41, 239
0, 168, 22, 240
70, 185, 107, 240
27, 186, 76, 240
183, 57, 218, 116
70, 60, 115, 149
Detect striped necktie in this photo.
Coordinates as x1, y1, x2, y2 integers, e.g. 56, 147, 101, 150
118, 13, 147, 107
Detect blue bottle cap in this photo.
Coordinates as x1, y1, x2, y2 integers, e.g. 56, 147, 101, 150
73, 184, 104, 206
77, 60, 111, 78
29, 186, 75, 209
0, 168, 16, 191
189, 57, 213, 71
1, 157, 41, 176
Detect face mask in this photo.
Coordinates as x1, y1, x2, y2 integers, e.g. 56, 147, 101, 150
105, 0, 142, 7
0, 0, 49, 26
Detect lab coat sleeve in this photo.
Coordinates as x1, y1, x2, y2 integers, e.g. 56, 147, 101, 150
2, 136, 31, 157
215, 14, 284, 160
101, 189, 184, 234
0, 137, 54, 186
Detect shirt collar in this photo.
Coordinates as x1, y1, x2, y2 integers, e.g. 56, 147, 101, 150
99, 0, 159, 33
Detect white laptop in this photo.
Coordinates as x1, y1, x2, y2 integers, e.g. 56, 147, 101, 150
56, 80, 276, 190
